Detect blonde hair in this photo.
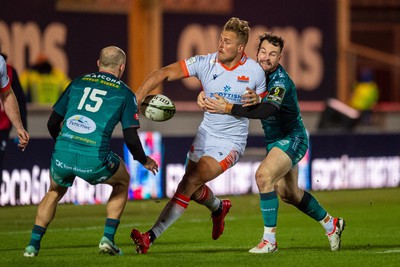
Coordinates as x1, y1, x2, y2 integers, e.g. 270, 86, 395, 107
223, 17, 250, 44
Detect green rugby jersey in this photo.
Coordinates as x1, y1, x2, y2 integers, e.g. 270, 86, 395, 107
261, 64, 307, 143
52, 71, 139, 156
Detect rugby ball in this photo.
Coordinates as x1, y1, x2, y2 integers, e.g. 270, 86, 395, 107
140, 94, 176, 122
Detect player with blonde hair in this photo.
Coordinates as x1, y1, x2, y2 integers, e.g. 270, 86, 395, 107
131, 17, 267, 254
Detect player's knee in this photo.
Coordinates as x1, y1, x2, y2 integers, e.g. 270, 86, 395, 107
255, 170, 271, 188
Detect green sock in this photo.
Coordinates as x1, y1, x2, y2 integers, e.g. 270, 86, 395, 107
260, 191, 279, 227
104, 218, 120, 243
295, 191, 327, 221
28, 225, 47, 250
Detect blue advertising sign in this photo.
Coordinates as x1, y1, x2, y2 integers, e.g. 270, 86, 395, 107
309, 133, 400, 190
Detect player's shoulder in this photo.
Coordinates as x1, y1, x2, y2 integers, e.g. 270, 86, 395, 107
187, 52, 217, 65
270, 65, 291, 81
269, 65, 295, 89
244, 55, 258, 64
243, 56, 263, 70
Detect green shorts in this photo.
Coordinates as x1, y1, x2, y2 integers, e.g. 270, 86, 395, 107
50, 150, 120, 187
266, 135, 308, 166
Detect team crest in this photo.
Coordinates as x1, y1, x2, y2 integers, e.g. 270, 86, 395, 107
237, 75, 249, 83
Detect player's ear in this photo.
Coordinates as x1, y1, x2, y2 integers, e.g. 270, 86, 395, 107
120, 63, 125, 72
97, 60, 100, 68
238, 44, 245, 54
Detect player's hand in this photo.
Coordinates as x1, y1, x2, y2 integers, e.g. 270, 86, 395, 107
143, 156, 159, 175
242, 88, 260, 107
16, 128, 30, 151
197, 91, 206, 110
204, 94, 231, 114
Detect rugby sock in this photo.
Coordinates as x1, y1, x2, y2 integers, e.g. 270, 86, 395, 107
103, 218, 120, 243
28, 225, 47, 250
263, 226, 277, 244
150, 193, 190, 238
260, 191, 278, 243
148, 230, 157, 244
320, 214, 335, 234
295, 191, 327, 222
192, 185, 221, 212
211, 200, 223, 217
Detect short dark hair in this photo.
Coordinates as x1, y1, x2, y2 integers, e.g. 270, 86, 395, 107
258, 32, 285, 53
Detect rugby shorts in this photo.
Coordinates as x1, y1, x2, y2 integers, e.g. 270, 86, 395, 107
266, 135, 308, 166
50, 150, 120, 187
187, 130, 245, 171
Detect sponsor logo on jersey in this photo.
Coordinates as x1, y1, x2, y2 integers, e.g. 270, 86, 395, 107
278, 140, 289, 146
84, 73, 122, 85
66, 115, 96, 134
267, 87, 285, 103
55, 159, 93, 173
186, 56, 197, 65
237, 75, 249, 83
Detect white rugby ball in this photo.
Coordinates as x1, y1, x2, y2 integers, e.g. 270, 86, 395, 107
140, 94, 176, 122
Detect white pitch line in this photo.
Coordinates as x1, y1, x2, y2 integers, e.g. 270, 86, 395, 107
375, 249, 400, 254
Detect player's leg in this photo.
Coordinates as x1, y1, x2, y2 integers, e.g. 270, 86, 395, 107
276, 160, 345, 251
249, 147, 292, 254
190, 141, 241, 239
132, 156, 225, 253
191, 183, 232, 240
191, 147, 241, 239
99, 154, 130, 255
102, 156, 130, 220
24, 176, 68, 257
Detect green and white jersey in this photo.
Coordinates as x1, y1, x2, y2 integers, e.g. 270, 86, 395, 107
53, 71, 139, 156
261, 64, 307, 144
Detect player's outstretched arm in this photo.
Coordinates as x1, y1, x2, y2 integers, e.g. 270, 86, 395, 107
205, 94, 278, 119
142, 156, 159, 175
123, 128, 158, 174
136, 61, 185, 104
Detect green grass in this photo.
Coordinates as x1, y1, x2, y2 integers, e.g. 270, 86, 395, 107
1, 188, 399, 267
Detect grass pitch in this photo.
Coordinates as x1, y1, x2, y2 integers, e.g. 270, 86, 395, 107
1, 188, 399, 267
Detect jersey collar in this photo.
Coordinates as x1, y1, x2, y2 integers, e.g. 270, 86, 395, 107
218, 52, 248, 71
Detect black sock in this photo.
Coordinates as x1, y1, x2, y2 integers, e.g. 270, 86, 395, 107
149, 230, 156, 243
211, 201, 223, 217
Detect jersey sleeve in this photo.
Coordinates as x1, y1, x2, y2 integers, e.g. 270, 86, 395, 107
265, 75, 288, 109
0, 56, 11, 93
182, 54, 211, 79
120, 89, 140, 129
52, 84, 71, 116
254, 64, 267, 97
